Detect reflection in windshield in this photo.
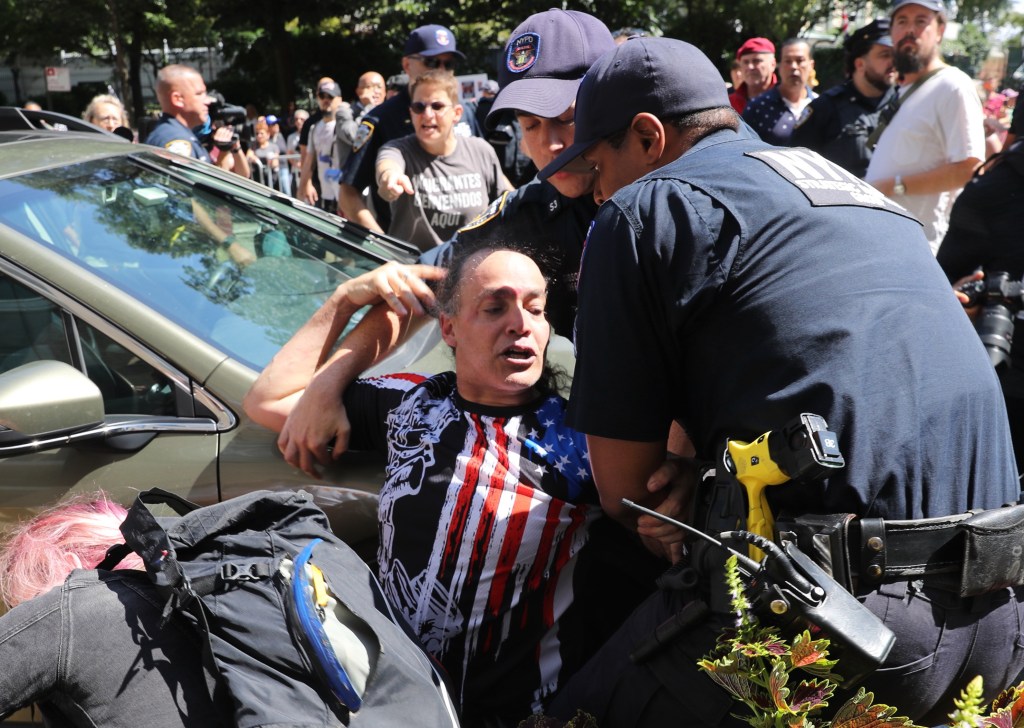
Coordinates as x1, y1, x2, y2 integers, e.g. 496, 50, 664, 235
0, 155, 384, 370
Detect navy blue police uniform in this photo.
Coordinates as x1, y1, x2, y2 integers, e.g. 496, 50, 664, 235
555, 126, 1024, 727
341, 87, 482, 232
791, 79, 896, 177
420, 177, 597, 337
144, 113, 211, 162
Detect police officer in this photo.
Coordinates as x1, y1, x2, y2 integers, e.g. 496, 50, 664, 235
338, 24, 480, 234
540, 37, 1023, 726
145, 64, 250, 178
244, 9, 617, 477
791, 20, 896, 177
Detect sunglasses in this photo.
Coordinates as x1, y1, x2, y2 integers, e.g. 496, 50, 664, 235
410, 101, 451, 114
317, 93, 335, 100
410, 55, 459, 71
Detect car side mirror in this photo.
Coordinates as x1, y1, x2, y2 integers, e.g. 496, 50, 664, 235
0, 360, 104, 436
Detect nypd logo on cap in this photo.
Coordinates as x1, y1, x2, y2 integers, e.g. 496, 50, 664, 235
435, 28, 452, 46
507, 33, 540, 73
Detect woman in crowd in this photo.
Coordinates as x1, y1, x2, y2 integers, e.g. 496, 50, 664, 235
82, 94, 128, 134
375, 71, 511, 251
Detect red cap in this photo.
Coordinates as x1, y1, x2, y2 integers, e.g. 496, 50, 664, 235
736, 37, 775, 59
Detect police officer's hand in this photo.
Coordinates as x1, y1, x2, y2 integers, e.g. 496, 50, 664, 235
341, 262, 445, 316
636, 456, 699, 564
378, 170, 414, 202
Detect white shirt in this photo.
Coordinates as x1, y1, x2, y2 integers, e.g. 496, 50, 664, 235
865, 65, 984, 254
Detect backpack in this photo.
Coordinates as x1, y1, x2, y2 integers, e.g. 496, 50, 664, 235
101, 487, 460, 728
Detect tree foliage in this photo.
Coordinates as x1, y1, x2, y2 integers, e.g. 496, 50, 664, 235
3, 0, 1023, 118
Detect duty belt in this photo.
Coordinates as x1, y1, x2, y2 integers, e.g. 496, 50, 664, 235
777, 503, 1024, 598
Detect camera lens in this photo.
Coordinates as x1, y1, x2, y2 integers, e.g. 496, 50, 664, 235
976, 302, 1015, 369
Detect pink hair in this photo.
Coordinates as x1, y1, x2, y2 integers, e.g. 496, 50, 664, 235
0, 492, 144, 608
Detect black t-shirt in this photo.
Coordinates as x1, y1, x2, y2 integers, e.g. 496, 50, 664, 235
343, 372, 654, 724
420, 177, 598, 337
569, 129, 1018, 521
937, 143, 1024, 282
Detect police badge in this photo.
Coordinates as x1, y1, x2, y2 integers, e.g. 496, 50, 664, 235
507, 32, 540, 74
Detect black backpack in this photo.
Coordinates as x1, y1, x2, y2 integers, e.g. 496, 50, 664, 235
102, 488, 460, 728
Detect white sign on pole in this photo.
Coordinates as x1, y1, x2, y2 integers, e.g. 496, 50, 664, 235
45, 67, 71, 93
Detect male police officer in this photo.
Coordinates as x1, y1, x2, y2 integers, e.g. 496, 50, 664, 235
145, 64, 250, 178
792, 20, 896, 177
246, 9, 618, 477
338, 24, 479, 234
540, 37, 1023, 726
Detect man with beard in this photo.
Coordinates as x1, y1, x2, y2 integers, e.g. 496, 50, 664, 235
864, 0, 984, 254
791, 19, 896, 177
742, 38, 817, 145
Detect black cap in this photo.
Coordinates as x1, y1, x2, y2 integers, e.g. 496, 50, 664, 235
539, 38, 729, 180
403, 24, 466, 60
844, 19, 892, 58
487, 9, 615, 128
318, 81, 342, 98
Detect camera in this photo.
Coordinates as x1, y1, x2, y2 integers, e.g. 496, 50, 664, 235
203, 91, 247, 151
958, 271, 1024, 369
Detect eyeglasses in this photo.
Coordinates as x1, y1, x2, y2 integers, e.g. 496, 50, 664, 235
409, 55, 459, 71
410, 101, 452, 114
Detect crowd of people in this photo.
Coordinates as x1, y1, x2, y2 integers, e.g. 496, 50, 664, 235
7, 2, 1024, 727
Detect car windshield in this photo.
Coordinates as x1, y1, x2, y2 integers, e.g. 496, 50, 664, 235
0, 153, 390, 370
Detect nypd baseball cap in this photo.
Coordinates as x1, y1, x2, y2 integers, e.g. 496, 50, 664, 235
487, 9, 615, 128
404, 24, 466, 60
539, 37, 729, 180
844, 19, 892, 58
890, 0, 944, 14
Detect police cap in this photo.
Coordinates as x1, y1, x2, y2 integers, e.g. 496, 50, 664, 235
844, 19, 893, 59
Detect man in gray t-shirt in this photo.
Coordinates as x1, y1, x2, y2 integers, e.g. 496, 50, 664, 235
376, 70, 510, 251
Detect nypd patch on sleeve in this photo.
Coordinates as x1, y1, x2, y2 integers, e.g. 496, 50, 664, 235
746, 148, 915, 219
456, 191, 510, 233
352, 120, 375, 153
164, 139, 195, 157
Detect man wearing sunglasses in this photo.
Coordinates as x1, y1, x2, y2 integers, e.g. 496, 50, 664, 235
338, 24, 482, 234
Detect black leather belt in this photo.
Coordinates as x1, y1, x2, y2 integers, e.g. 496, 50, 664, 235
851, 513, 970, 584
780, 504, 1024, 597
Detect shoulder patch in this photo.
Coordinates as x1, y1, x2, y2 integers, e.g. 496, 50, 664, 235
794, 106, 813, 129
745, 148, 917, 220
456, 191, 510, 233
352, 119, 375, 153
164, 139, 195, 157
507, 32, 540, 73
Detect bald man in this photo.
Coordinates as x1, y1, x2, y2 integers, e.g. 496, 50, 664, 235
145, 64, 249, 177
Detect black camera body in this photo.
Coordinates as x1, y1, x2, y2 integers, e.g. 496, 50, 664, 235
202, 91, 247, 151
959, 271, 1024, 369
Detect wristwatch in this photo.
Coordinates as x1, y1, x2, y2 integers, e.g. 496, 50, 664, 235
892, 175, 906, 196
